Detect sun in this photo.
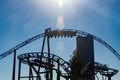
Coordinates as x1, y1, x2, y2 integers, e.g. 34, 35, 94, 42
59, 0, 63, 8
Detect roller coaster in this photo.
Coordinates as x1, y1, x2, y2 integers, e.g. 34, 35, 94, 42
0, 28, 119, 80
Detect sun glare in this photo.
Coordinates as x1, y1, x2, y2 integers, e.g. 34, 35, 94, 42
59, 0, 63, 8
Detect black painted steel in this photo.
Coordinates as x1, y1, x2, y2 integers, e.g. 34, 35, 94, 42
0, 33, 44, 59
0, 28, 119, 80
18, 52, 71, 75
0, 29, 119, 60
12, 50, 16, 80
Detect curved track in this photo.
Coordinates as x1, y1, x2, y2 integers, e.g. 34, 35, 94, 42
0, 29, 120, 60
18, 52, 71, 75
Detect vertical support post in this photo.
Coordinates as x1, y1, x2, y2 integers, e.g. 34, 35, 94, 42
108, 76, 111, 80
29, 66, 33, 80
47, 35, 50, 65
27, 58, 41, 80
46, 69, 49, 80
57, 59, 60, 80
12, 50, 16, 80
47, 36, 52, 80
37, 33, 46, 80
18, 60, 21, 80
29, 66, 31, 80
66, 78, 69, 80
41, 34, 46, 53
47, 37, 50, 61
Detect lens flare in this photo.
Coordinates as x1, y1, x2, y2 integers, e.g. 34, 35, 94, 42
58, 16, 63, 23
57, 16, 65, 29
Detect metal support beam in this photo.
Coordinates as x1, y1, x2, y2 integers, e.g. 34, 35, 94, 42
27, 58, 41, 80
37, 34, 46, 80
47, 36, 53, 80
46, 69, 49, 80
18, 60, 21, 80
41, 34, 46, 54
108, 76, 111, 80
12, 50, 16, 80
29, 66, 33, 80
57, 59, 60, 80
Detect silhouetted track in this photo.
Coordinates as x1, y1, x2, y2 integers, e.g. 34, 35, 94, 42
0, 29, 120, 60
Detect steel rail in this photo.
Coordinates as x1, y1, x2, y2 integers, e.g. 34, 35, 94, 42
18, 52, 71, 75
0, 29, 119, 60
0, 33, 44, 59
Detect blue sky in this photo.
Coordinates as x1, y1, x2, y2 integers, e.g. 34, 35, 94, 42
0, 0, 120, 80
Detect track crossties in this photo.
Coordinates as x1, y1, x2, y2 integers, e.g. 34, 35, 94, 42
45, 29, 76, 38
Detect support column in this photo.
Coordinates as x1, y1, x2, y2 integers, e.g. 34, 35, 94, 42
18, 60, 21, 80
27, 58, 41, 80
37, 34, 46, 80
108, 76, 111, 80
47, 36, 53, 80
12, 50, 16, 80
57, 59, 60, 80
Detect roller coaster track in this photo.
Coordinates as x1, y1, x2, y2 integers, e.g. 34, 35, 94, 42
0, 29, 120, 60
18, 52, 71, 75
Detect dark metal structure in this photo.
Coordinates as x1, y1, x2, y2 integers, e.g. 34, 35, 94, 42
18, 52, 71, 80
0, 28, 119, 80
72, 36, 95, 80
0, 29, 120, 60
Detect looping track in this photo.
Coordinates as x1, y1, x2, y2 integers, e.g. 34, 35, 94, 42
0, 29, 120, 60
